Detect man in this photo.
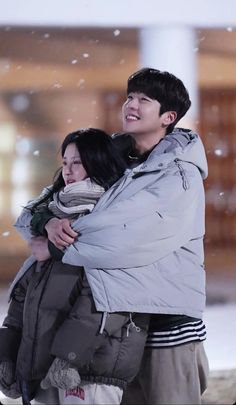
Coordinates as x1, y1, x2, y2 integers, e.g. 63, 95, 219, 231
17, 68, 209, 404
114, 69, 209, 404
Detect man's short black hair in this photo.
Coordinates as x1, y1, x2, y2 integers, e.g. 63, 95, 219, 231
127, 67, 191, 134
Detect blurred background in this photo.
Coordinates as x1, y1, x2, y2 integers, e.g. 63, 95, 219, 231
0, 0, 235, 291
0, 0, 235, 394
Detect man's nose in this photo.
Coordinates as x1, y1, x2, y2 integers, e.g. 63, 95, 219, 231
128, 97, 139, 109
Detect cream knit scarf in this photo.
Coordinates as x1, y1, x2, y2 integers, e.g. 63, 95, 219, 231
48, 178, 105, 219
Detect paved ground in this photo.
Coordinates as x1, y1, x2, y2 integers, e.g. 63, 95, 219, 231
202, 369, 236, 404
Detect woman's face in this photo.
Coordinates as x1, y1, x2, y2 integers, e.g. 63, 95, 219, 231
62, 143, 88, 185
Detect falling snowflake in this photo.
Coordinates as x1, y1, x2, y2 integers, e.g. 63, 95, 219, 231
83, 53, 89, 58
214, 149, 223, 156
113, 29, 120, 37
219, 192, 224, 196
193, 47, 199, 53
71, 59, 78, 64
89, 38, 99, 44
53, 83, 63, 89
33, 150, 40, 156
226, 27, 233, 32
67, 118, 72, 124
44, 33, 50, 39
2, 231, 10, 237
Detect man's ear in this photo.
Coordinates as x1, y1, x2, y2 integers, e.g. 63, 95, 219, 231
162, 111, 177, 126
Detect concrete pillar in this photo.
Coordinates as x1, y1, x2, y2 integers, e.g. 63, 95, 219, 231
139, 26, 198, 129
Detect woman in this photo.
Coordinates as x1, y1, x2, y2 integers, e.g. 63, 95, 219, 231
0, 128, 149, 405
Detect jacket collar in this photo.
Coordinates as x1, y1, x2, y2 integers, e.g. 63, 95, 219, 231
127, 128, 208, 180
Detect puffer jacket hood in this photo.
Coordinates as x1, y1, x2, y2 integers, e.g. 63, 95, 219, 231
129, 128, 208, 179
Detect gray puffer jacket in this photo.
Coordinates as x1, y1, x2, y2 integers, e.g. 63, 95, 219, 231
62, 128, 208, 318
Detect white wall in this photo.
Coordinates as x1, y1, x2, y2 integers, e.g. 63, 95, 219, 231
0, 0, 236, 28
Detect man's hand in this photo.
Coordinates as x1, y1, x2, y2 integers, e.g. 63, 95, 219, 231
28, 236, 51, 261
45, 218, 78, 249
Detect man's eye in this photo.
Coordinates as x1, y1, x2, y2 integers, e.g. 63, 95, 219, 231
73, 160, 81, 165
62, 161, 67, 166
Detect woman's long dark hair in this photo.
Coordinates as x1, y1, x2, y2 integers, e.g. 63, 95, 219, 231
30, 128, 127, 212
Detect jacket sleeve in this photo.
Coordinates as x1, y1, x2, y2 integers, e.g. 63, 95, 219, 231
14, 207, 33, 241
14, 186, 53, 241
4, 265, 34, 330
0, 328, 21, 362
62, 165, 205, 269
30, 208, 55, 237
0, 266, 34, 362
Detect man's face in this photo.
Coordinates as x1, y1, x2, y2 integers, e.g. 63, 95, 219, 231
122, 92, 164, 137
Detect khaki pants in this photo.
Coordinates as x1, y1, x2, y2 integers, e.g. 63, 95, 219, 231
121, 342, 209, 405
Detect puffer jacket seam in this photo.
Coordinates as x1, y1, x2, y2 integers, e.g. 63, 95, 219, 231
96, 270, 112, 312
174, 158, 190, 190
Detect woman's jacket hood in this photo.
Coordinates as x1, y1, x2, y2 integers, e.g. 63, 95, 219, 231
62, 128, 208, 318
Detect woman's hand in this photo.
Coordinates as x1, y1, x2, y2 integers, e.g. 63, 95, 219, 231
28, 236, 51, 261
45, 218, 78, 249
